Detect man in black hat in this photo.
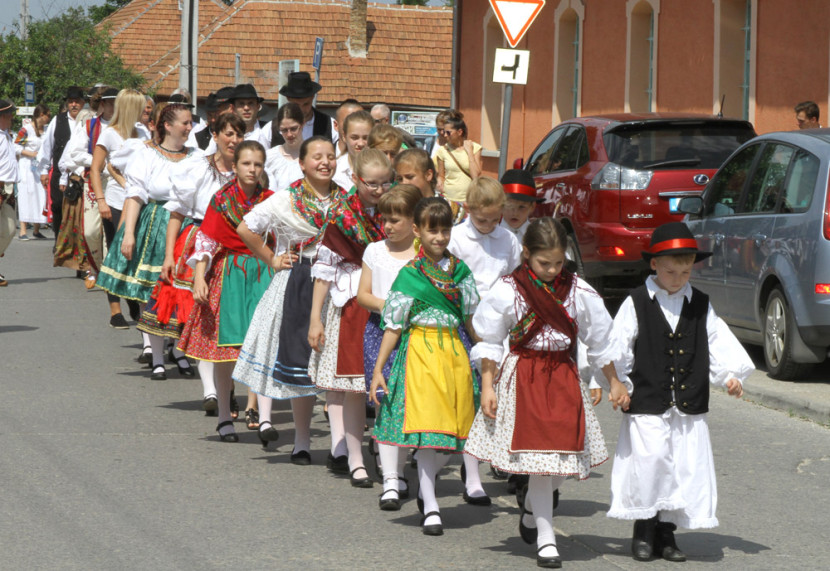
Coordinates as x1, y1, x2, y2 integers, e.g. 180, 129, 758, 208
37, 86, 86, 236
232, 83, 267, 139
197, 85, 251, 154
0, 98, 19, 285
262, 72, 336, 148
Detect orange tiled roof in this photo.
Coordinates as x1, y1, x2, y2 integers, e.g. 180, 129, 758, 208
101, 0, 453, 108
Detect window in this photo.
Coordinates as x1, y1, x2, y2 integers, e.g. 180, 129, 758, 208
714, 0, 754, 120
526, 127, 567, 174
780, 149, 819, 213
741, 143, 794, 214
626, 0, 658, 112
554, 2, 583, 123
550, 127, 588, 172
704, 143, 760, 217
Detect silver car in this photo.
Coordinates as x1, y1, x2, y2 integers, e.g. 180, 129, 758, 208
679, 130, 830, 379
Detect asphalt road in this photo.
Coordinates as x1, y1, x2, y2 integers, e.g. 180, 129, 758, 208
2, 236, 829, 570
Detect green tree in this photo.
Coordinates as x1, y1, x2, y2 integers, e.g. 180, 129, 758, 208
88, 0, 134, 24
0, 7, 145, 112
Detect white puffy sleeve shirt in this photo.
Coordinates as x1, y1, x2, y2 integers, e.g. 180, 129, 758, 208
612, 276, 755, 396
470, 275, 621, 390
448, 218, 522, 299
115, 141, 191, 204
381, 257, 479, 331
165, 152, 229, 220
243, 188, 327, 260
311, 245, 361, 308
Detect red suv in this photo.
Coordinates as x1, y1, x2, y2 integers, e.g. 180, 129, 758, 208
519, 113, 755, 293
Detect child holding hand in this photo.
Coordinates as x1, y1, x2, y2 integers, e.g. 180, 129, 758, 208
608, 222, 753, 562
464, 217, 629, 568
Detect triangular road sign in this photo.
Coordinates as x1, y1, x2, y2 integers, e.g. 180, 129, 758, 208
489, 0, 546, 48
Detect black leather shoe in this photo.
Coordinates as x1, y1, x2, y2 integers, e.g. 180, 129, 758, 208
202, 395, 218, 415
150, 365, 166, 381
257, 423, 279, 448
216, 421, 239, 442
463, 491, 492, 506
350, 467, 374, 488
326, 453, 349, 475
654, 521, 687, 562
519, 503, 537, 544
290, 449, 312, 465
536, 544, 562, 568
421, 511, 443, 536
378, 489, 401, 511
632, 517, 657, 561
491, 465, 509, 480
175, 356, 195, 377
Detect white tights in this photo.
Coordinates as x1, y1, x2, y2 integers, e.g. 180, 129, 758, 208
256, 394, 315, 452
326, 391, 367, 475
197, 361, 215, 398
378, 443, 408, 495
526, 474, 566, 558
417, 449, 448, 526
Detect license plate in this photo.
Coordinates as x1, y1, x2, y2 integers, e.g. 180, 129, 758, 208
669, 197, 681, 213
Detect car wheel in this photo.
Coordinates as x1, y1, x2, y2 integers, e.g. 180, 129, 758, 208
564, 234, 584, 277
763, 288, 813, 380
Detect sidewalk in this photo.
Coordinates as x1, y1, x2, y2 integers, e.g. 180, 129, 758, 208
739, 345, 830, 426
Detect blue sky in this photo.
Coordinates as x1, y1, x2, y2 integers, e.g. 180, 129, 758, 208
1, 0, 447, 37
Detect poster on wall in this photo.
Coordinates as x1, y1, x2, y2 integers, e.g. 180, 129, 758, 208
391, 110, 439, 153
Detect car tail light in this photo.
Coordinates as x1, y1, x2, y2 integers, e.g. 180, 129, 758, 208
598, 246, 626, 257
591, 162, 653, 190
816, 284, 830, 294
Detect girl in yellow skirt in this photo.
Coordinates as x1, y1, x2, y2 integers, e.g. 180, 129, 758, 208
370, 197, 480, 536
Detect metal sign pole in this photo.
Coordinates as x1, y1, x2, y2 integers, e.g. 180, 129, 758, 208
497, 84, 513, 178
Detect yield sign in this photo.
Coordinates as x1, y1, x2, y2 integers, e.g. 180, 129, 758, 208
489, 0, 546, 48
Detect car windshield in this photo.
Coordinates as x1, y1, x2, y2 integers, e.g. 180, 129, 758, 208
603, 122, 755, 170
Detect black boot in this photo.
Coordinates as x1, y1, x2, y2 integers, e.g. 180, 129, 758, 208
631, 517, 657, 561
654, 521, 686, 562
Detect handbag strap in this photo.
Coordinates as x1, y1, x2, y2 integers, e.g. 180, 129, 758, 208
445, 145, 472, 179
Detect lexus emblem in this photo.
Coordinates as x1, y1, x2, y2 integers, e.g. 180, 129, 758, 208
693, 174, 709, 185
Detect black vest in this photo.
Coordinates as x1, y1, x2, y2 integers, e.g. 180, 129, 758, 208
627, 284, 710, 415
270, 108, 332, 147
52, 112, 72, 169
195, 126, 212, 150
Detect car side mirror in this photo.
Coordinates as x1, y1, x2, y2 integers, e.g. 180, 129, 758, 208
513, 157, 524, 169
678, 196, 702, 215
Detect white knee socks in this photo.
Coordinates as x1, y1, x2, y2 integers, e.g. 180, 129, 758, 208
148, 333, 165, 368
257, 393, 272, 428
463, 453, 486, 497
197, 360, 215, 398
528, 474, 566, 558
291, 395, 315, 453
417, 449, 442, 526
326, 391, 347, 457
343, 392, 367, 476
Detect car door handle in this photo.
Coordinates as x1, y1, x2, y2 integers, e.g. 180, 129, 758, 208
752, 233, 767, 246
712, 232, 724, 245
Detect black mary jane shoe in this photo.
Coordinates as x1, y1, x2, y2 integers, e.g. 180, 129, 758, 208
631, 517, 657, 561
150, 365, 167, 381
290, 449, 312, 466
398, 477, 410, 500
257, 422, 279, 448
215, 421, 239, 443
421, 511, 444, 536
175, 356, 195, 377
536, 544, 562, 569
654, 521, 687, 562
350, 467, 374, 488
463, 490, 492, 506
326, 453, 350, 475
490, 465, 509, 480
378, 488, 401, 511
519, 504, 538, 544
137, 345, 152, 365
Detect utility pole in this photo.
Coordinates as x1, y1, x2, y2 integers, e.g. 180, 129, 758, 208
178, 0, 199, 113
20, 0, 29, 41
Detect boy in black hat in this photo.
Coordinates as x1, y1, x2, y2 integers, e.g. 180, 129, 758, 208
36, 85, 86, 236
608, 221, 753, 562
264, 71, 335, 148
499, 168, 542, 242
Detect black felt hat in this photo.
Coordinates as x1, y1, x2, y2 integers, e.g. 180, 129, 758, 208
100, 88, 119, 100
214, 86, 236, 106
500, 169, 542, 202
642, 222, 712, 262
65, 86, 85, 100
279, 72, 322, 98
203, 92, 218, 112
232, 84, 264, 103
